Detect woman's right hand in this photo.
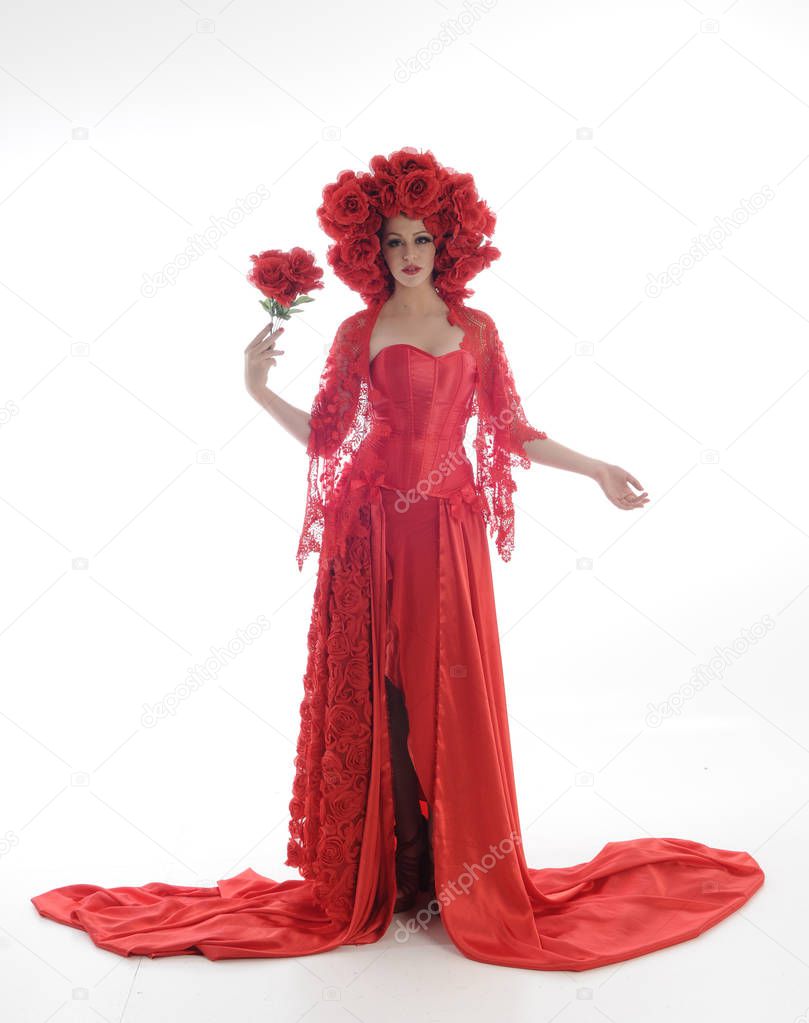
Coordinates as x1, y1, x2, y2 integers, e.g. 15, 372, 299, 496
244, 323, 285, 398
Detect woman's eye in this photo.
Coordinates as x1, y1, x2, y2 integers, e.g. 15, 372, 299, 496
387, 237, 432, 246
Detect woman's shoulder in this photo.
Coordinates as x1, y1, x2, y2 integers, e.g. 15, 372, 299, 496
450, 302, 497, 339
338, 306, 373, 329
449, 300, 491, 322
334, 301, 386, 338
326, 305, 375, 345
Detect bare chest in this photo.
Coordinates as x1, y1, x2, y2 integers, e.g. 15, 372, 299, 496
369, 312, 465, 362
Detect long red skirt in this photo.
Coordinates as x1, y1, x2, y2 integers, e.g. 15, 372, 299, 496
30, 485, 765, 968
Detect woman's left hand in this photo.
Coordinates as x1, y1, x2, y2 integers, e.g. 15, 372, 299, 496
593, 463, 649, 510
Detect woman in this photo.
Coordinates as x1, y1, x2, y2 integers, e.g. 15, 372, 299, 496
31, 147, 764, 969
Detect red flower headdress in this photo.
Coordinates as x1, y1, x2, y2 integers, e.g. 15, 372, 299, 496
316, 147, 500, 306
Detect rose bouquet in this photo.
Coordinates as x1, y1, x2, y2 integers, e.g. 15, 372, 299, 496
246, 246, 324, 333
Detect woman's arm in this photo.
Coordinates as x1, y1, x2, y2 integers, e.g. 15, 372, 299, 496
250, 387, 312, 448
524, 435, 600, 477
523, 436, 649, 510
244, 322, 312, 448
476, 310, 648, 511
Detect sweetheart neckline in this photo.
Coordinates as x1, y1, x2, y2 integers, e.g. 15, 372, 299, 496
369, 342, 471, 368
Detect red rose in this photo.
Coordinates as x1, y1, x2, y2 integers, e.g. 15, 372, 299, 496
345, 743, 371, 774
424, 206, 457, 244
345, 657, 371, 694
320, 836, 346, 867
330, 788, 365, 822
448, 175, 491, 235
326, 627, 351, 660
397, 168, 442, 219
247, 247, 323, 307
335, 723, 371, 756
338, 230, 380, 270
368, 154, 394, 178
362, 169, 399, 218
332, 570, 366, 615
324, 703, 360, 743
285, 246, 324, 293
444, 231, 481, 259
388, 148, 440, 179
321, 750, 344, 788
319, 171, 371, 238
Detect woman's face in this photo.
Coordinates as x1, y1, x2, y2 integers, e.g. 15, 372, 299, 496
380, 214, 436, 288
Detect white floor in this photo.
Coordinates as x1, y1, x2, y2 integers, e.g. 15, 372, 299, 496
3, 879, 781, 1023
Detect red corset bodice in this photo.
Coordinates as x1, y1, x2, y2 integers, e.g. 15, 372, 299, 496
361, 342, 478, 499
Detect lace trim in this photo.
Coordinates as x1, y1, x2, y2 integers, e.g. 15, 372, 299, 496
285, 507, 374, 923
450, 304, 548, 561
295, 309, 372, 572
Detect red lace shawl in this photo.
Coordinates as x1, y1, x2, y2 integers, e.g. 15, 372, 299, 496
285, 298, 547, 923
295, 298, 547, 571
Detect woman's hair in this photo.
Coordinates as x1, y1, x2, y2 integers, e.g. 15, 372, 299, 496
316, 146, 501, 305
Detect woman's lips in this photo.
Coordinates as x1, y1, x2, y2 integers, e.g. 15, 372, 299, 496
402, 266, 421, 275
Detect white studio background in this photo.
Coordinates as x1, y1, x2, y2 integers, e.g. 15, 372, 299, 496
0, 1, 805, 1021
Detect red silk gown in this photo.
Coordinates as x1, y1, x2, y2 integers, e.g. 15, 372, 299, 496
31, 300, 765, 969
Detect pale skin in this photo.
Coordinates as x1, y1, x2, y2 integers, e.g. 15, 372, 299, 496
245, 213, 650, 905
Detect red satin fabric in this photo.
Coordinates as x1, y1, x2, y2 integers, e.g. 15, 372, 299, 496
30, 343, 764, 968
